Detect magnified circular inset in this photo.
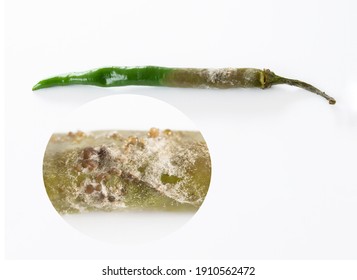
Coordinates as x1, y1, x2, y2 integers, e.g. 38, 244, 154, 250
42, 95, 211, 243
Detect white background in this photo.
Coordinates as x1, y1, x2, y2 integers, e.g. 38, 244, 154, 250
3, 0, 357, 278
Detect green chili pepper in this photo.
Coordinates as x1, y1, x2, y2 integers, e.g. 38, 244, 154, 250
33, 66, 336, 104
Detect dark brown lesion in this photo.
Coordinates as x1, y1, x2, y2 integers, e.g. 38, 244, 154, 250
84, 184, 95, 194
80, 147, 99, 170
76, 146, 114, 172
108, 195, 116, 202
82, 147, 96, 159
98, 146, 112, 168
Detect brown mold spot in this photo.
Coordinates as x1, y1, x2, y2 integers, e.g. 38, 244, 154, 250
127, 136, 138, 145
98, 146, 108, 160
82, 159, 98, 171
85, 184, 94, 194
95, 173, 106, 181
124, 136, 140, 152
163, 129, 173, 136
83, 147, 97, 160
121, 171, 140, 184
148, 127, 160, 138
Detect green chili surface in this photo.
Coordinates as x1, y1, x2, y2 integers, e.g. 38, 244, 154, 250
33, 66, 336, 104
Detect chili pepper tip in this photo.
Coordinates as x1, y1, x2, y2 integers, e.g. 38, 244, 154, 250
32, 83, 41, 91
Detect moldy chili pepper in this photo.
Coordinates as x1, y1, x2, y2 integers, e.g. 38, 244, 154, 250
43, 129, 211, 214
33, 66, 336, 104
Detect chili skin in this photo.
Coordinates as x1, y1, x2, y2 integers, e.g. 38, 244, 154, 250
32, 66, 335, 104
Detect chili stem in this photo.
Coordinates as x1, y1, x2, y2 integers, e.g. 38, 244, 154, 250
272, 74, 336, 105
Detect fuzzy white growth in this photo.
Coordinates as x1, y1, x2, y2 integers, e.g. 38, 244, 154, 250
205, 68, 236, 86
105, 71, 128, 85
